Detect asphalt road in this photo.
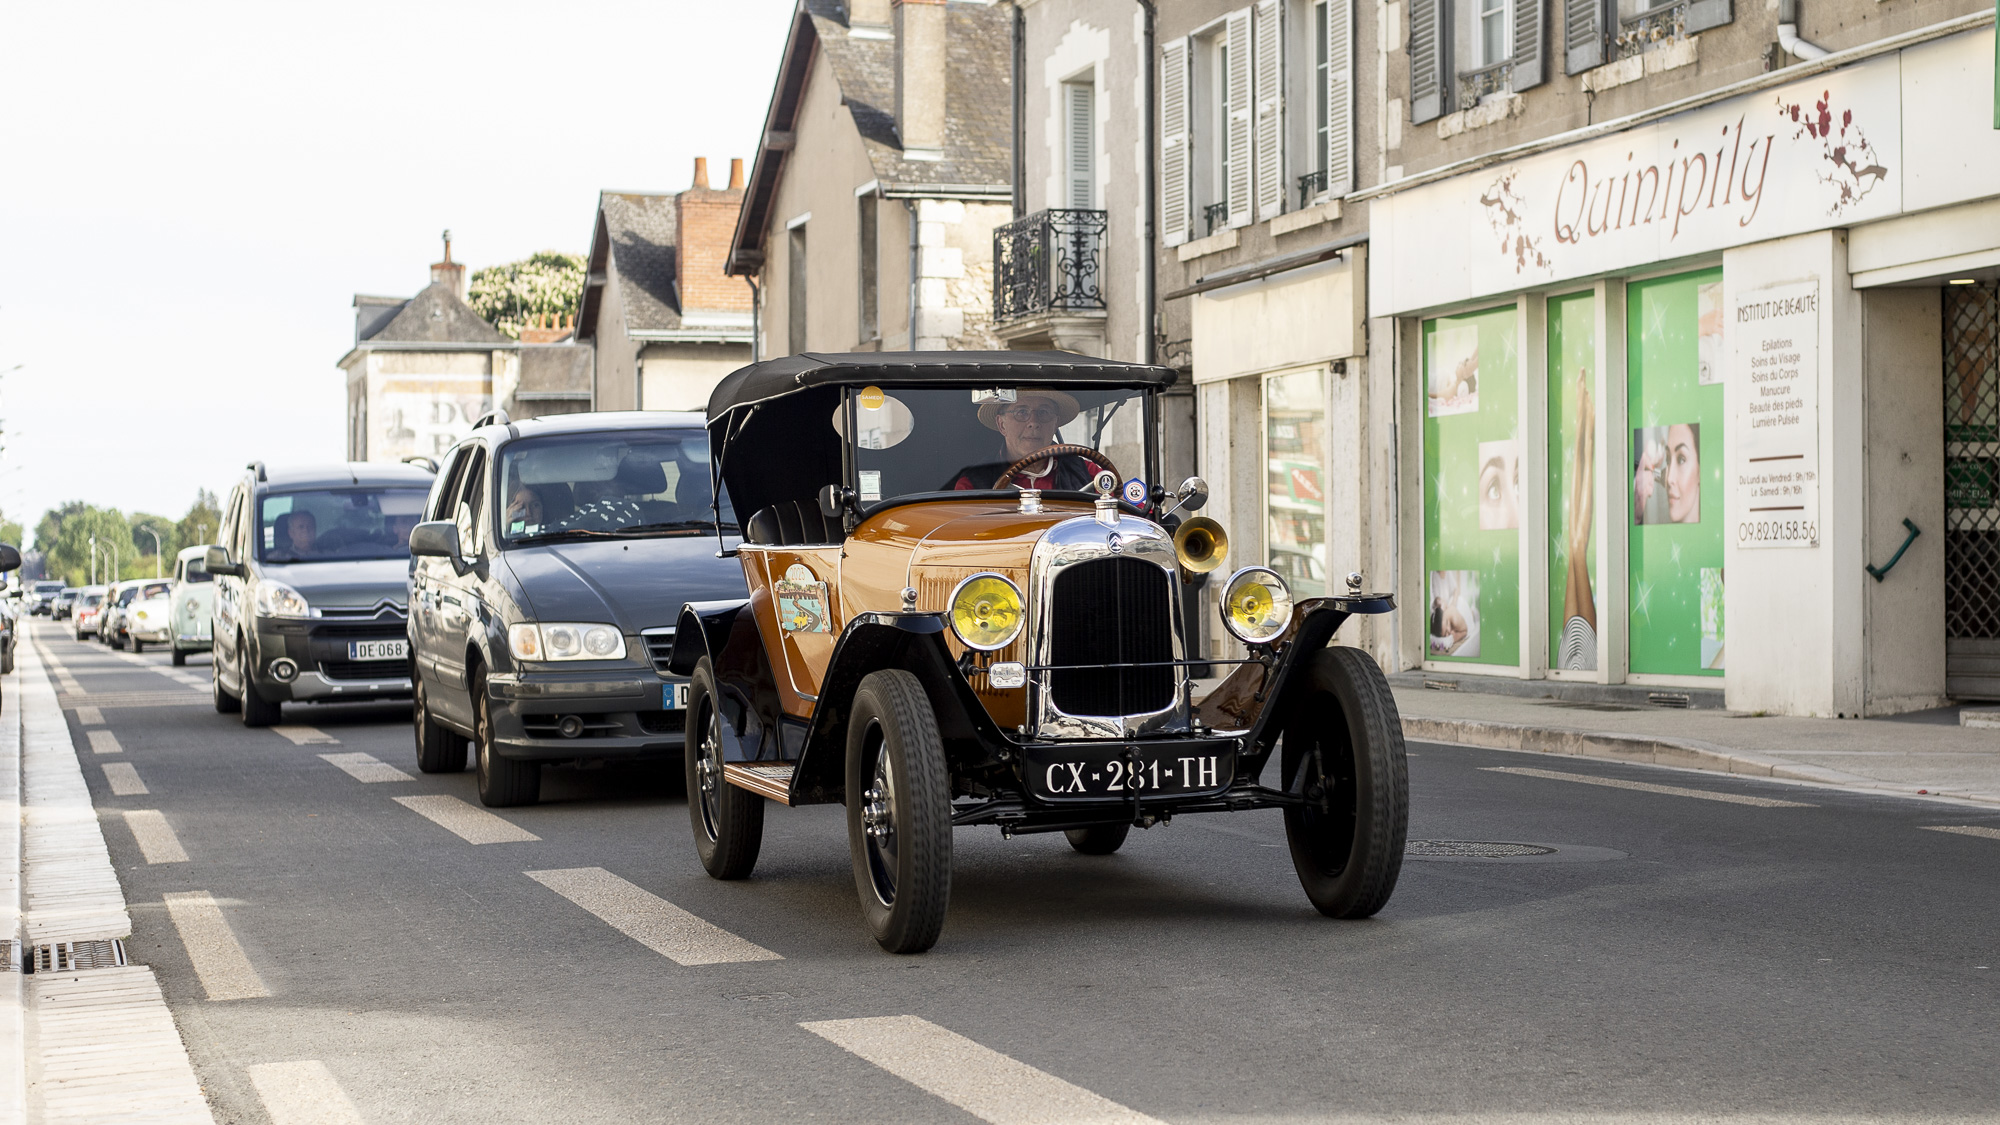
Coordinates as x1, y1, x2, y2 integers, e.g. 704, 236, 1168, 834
33, 622, 2000, 1124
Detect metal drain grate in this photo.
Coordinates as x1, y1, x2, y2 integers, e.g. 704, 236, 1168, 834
1646, 692, 1692, 709
1406, 840, 1557, 858
30, 939, 128, 973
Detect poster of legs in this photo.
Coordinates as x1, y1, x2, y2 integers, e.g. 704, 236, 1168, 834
1548, 292, 1599, 671
1628, 270, 1725, 676
1424, 306, 1519, 667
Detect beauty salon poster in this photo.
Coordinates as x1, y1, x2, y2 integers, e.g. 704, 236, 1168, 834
1424, 306, 1519, 666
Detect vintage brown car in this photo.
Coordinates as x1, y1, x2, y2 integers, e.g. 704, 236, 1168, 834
669, 352, 1407, 953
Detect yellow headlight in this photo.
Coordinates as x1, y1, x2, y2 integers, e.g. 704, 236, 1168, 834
1220, 566, 1293, 644
948, 573, 1024, 651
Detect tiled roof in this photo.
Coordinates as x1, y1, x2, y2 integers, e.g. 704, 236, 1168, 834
365, 283, 509, 345
599, 192, 682, 332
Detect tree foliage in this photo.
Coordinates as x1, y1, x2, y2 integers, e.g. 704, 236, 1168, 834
468, 251, 586, 339
35, 491, 230, 585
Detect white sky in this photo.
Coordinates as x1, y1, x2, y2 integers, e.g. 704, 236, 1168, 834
0, 0, 797, 546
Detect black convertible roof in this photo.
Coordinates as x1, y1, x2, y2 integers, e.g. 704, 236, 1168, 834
706, 351, 1178, 419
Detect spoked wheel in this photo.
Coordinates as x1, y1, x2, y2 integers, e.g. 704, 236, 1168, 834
684, 658, 763, 878
1279, 646, 1408, 919
845, 670, 951, 954
413, 672, 467, 774
1064, 823, 1131, 855
473, 668, 540, 807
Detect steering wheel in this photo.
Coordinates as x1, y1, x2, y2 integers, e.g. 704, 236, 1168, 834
991, 444, 1120, 490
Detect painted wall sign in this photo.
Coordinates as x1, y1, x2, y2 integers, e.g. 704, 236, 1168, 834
1728, 280, 1821, 548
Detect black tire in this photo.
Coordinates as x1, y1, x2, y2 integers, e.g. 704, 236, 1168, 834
472, 667, 539, 806
130, 638, 143, 654
845, 669, 952, 954
1279, 646, 1408, 919
239, 642, 282, 728
170, 647, 186, 666
212, 648, 240, 714
413, 672, 467, 774
1064, 823, 1131, 855
685, 658, 764, 879
1, 646, 13, 676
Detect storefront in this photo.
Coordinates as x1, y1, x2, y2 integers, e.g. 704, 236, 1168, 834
1372, 20, 2000, 716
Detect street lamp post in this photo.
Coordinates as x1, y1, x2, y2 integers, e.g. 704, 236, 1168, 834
90, 537, 97, 586
142, 528, 163, 579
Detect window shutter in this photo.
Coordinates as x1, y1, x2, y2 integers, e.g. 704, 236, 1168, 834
1161, 36, 1192, 247
1511, 0, 1546, 91
1564, 0, 1607, 74
1253, 0, 1284, 221
1685, 0, 1731, 33
1067, 83, 1095, 210
1326, 0, 1354, 196
1226, 7, 1254, 229
1409, 0, 1445, 124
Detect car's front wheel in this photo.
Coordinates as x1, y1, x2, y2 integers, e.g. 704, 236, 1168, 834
238, 640, 282, 728
1279, 646, 1408, 919
170, 647, 186, 666
413, 672, 467, 774
212, 646, 240, 714
685, 658, 763, 879
472, 667, 540, 806
130, 637, 143, 654
845, 669, 952, 954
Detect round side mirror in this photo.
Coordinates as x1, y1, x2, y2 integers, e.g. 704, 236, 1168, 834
1175, 476, 1210, 513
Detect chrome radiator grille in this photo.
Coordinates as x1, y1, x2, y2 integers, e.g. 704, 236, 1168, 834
1047, 557, 1175, 716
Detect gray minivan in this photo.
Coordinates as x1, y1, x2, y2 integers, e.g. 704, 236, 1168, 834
206, 461, 436, 726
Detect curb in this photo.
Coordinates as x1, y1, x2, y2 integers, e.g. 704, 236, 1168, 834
1399, 715, 2000, 807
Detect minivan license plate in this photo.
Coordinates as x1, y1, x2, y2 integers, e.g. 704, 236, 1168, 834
348, 640, 408, 661
663, 682, 690, 710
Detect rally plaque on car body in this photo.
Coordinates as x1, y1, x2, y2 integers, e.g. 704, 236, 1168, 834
1023, 741, 1237, 801
775, 563, 831, 634
348, 639, 407, 661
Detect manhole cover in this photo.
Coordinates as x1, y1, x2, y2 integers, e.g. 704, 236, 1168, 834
1406, 840, 1557, 858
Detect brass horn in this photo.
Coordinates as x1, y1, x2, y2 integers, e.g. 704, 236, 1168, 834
1173, 516, 1230, 575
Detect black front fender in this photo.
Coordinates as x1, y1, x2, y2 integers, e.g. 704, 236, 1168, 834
669, 600, 748, 675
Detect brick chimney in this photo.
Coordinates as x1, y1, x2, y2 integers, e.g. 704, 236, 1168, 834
519, 312, 574, 345
893, 0, 947, 160
675, 157, 753, 318
430, 229, 468, 301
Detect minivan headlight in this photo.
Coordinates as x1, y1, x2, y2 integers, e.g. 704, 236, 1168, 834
1220, 566, 1293, 644
948, 573, 1024, 651
508, 622, 626, 662
254, 582, 312, 619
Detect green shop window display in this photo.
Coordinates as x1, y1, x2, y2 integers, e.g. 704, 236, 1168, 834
1548, 291, 1600, 672
1423, 306, 1520, 667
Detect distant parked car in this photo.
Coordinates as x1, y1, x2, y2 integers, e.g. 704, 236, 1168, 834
73, 587, 107, 639
53, 589, 79, 620
168, 547, 215, 665
123, 580, 174, 653
28, 581, 64, 616
99, 582, 136, 646
0, 599, 15, 675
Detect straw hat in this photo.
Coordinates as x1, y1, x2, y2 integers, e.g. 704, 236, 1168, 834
976, 388, 1081, 431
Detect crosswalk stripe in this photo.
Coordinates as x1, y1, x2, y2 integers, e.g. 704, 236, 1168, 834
801, 1015, 1166, 1125
1923, 824, 2000, 841
76, 705, 104, 725
247, 1060, 366, 1125
162, 890, 270, 1001
392, 795, 539, 844
272, 725, 339, 746
318, 752, 412, 784
87, 730, 123, 755
102, 762, 149, 796
1480, 766, 1815, 808
527, 867, 781, 966
123, 810, 190, 864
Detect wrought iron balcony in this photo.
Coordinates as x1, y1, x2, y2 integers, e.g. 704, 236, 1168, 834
1296, 170, 1327, 210
993, 208, 1108, 324
1616, 0, 1688, 58
1456, 59, 1514, 107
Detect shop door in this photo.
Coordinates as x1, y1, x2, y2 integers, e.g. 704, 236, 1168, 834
1944, 282, 2000, 698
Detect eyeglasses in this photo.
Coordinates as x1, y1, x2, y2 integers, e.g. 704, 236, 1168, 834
995, 406, 1061, 423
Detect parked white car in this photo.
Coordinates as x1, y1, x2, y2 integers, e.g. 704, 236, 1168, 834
73, 586, 108, 639
124, 579, 174, 653
169, 546, 215, 665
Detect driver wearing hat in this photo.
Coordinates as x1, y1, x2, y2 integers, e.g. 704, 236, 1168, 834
951, 389, 1109, 491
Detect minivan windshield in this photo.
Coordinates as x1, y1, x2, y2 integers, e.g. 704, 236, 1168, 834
258, 489, 432, 563
498, 430, 732, 544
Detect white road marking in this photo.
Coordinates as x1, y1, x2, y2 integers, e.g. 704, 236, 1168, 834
1480, 766, 1816, 808
527, 867, 781, 966
31, 966, 217, 1124
802, 1015, 1167, 1125
75, 705, 103, 725
272, 725, 339, 746
162, 890, 270, 1001
318, 752, 412, 784
392, 795, 539, 844
102, 762, 148, 796
123, 810, 190, 863
247, 1060, 366, 1125
86, 730, 122, 755
1923, 824, 2000, 842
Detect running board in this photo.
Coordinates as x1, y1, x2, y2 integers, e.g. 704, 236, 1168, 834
722, 763, 796, 804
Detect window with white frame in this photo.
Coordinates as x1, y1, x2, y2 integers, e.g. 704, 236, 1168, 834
1063, 78, 1096, 210
1279, 0, 1353, 211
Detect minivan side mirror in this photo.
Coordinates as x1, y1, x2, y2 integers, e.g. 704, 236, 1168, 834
0, 544, 19, 573
408, 521, 460, 560
205, 545, 245, 577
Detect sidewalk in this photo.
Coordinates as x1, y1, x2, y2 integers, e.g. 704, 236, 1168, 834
1393, 683, 2000, 806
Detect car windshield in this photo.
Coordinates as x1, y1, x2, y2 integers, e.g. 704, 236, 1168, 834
259, 488, 431, 562
138, 581, 171, 600
81, 594, 103, 608
497, 429, 732, 544
837, 385, 1151, 504
180, 558, 213, 584
34, 582, 62, 594
115, 587, 138, 605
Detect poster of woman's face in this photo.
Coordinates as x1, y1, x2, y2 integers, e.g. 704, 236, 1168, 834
1477, 439, 1520, 530
1428, 570, 1481, 657
1633, 423, 1701, 525
1427, 325, 1480, 417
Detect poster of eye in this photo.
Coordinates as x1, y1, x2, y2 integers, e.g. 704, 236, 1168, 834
1424, 306, 1519, 667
